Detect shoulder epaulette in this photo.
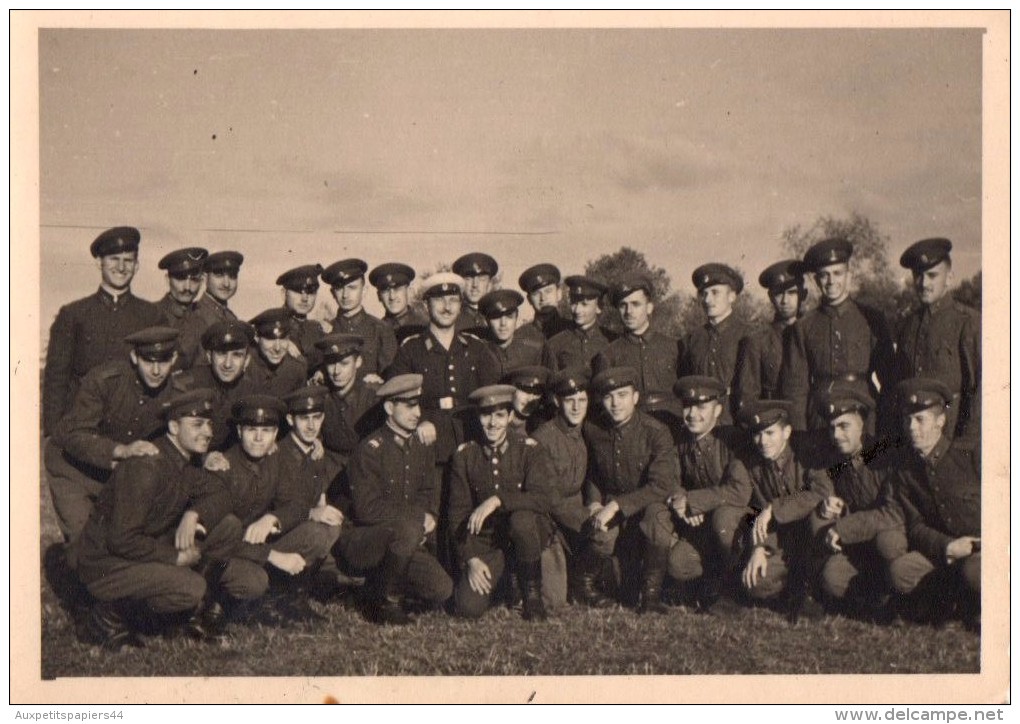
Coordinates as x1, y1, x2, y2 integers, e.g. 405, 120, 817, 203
367, 437, 381, 449
456, 442, 471, 453
524, 437, 538, 446
400, 332, 424, 347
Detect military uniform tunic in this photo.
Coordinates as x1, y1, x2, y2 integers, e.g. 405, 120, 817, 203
894, 298, 981, 441
593, 330, 681, 394
43, 288, 166, 435
187, 365, 265, 451
287, 311, 330, 372
332, 309, 398, 380
273, 434, 342, 534
480, 327, 545, 379
248, 353, 308, 399
157, 294, 206, 370
454, 305, 488, 336
521, 309, 573, 341
680, 314, 754, 423
779, 298, 894, 431
532, 416, 589, 532
734, 320, 791, 411
193, 294, 237, 329
543, 324, 617, 372
383, 307, 429, 345
320, 380, 383, 465
387, 331, 501, 464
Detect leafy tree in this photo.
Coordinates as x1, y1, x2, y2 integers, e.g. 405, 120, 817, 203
584, 247, 689, 337
952, 270, 981, 310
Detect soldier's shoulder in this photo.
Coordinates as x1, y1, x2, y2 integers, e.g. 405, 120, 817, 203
89, 359, 132, 381
637, 411, 670, 434
949, 299, 981, 322
399, 331, 425, 348
361, 430, 386, 451
169, 369, 195, 392
853, 300, 891, 327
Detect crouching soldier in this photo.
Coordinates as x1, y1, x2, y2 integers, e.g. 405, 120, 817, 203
583, 367, 682, 614
683, 400, 825, 620
644, 376, 745, 612
339, 374, 453, 624
76, 389, 248, 649
808, 385, 906, 618
532, 367, 616, 608
215, 395, 339, 621
449, 385, 555, 621
888, 379, 980, 631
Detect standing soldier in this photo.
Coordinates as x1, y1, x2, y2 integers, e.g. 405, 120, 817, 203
322, 258, 397, 384
808, 385, 906, 617
780, 238, 895, 434
583, 367, 682, 613
189, 320, 262, 451
75, 389, 247, 649
451, 252, 498, 334
47, 327, 191, 567
276, 264, 329, 370
593, 274, 681, 395
248, 308, 309, 398
894, 238, 981, 442
156, 247, 209, 370
543, 276, 616, 372
315, 333, 383, 472
518, 263, 571, 340
340, 374, 453, 624
477, 289, 545, 378
448, 385, 555, 621
43, 226, 166, 436
734, 259, 806, 411
369, 262, 428, 344
888, 379, 980, 631
680, 263, 753, 425
194, 251, 244, 328
532, 367, 615, 608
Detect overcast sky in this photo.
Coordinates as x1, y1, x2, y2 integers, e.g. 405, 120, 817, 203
39, 28, 983, 339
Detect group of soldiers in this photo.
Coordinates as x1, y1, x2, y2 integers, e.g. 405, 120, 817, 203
42, 225, 982, 651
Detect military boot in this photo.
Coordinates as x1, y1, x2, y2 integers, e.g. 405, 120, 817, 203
87, 600, 143, 651
637, 545, 670, 614
520, 561, 548, 622
370, 551, 410, 626
571, 549, 615, 609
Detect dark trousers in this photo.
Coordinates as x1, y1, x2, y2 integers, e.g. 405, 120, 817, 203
44, 439, 108, 568
640, 501, 722, 582
819, 529, 907, 600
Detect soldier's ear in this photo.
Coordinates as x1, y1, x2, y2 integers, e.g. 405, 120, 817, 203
168, 418, 180, 436
129, 350, 139, 366
169, 351, 179, 367
286, 414, 295, 428
646, 300, 655, 316
383, 400, 395, 417
242, 351, 252, 371
780, 423, 793, 443
355, 355, 363, 370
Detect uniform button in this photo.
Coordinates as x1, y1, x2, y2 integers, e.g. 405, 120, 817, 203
494, 483, 499, 489
448, 365, 454, 370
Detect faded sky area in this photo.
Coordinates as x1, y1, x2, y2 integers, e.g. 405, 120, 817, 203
40, 28, 983, 344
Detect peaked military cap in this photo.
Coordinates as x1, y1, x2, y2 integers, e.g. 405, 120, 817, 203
276, 264, 323, 292
692, 263, 744, 294
803, 238, 853, 271
162, 388, 217, 420
282, 385, 330, 414
204, 251, 244, 274
231, 394, 286, 426
422, 272, 464, 298
610, 274, 654, 306
201, 320, 254, 351
673, 375, 727, 405
452, 252, 498, 278
322, 258, 368, 287
758, 259, 806, 293
504, 365, 549, 394
550, 366, 590, 397
90, 226, 141, 258
735, 399, 794, 433
900, 238, 953, 272
564, 275, 607, 301
468, 384, 516, 410
158, 247, 208, 277
250, 308, 293, 339
816, 383, 874, 420
125, 326, 180, 361
518, 263, 561, 293
895, 377, 954, 414
591, 366, 639, 396
315, 333, 364, 363
479, 289, 525, 319
368, 262, 416, 290
377, 373, 424, 402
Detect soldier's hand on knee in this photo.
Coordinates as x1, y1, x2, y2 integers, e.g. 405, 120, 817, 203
592, 501, 620, 531
309, 504, 344, 527
245, 514, 281, 544
175, 510, 200, 551
466, 557, 492, 596
203, 451, 230, 472
742, 546, 769, 589
684, 513, 705, 528
946, 536, 980, 563
825, 528, 843, 553
818, 496, 845, 520
468, 496, 501, 535
752, 505, 773, 546
176, 547, 201, 568
268, 550, 307, 575
415, 422, 437, 446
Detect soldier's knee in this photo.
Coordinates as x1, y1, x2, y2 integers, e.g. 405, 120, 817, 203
874, 529, 908, 561
820, 555, 854, 600
638, 503, 675, 546
388, 516, 424, 557
667, 544, 703, 582
453, 581, 489, 619
509, 510, 539, 536
150, 572, 206, 614
712, 506, 744, 545
420, 570, 454, 605
221, 561, 269, 601
889, 552, 932, 595
959, 553, 981, 595
747, 568, 787, 600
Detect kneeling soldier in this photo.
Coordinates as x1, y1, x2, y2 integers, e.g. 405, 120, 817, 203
340, 374, 453, 624
449, 385, 555, 621
216, 395, 339, 619
888, 378, 980, 630
76, 389, 245, 649
583, 367, 682, 613
808, 385, 906, 617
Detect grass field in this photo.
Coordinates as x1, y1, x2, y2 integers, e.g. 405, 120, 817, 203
39, 479, 980, 679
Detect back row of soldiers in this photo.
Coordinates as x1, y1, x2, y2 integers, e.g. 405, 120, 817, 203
43, 226, 982, 648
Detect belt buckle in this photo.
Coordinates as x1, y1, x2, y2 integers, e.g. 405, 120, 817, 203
439, 397, 454, 410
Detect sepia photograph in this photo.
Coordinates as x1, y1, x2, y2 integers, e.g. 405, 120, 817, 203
11, 10, 1009, 705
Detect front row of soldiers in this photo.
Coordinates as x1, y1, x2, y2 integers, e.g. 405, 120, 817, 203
68, 336, 980, 648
